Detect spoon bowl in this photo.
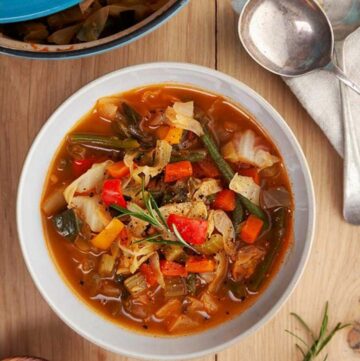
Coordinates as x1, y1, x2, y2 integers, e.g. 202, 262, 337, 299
239, 0, 334, 76
239, 0, 360, 94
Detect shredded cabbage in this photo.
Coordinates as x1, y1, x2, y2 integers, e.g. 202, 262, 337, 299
69, 195, 111, 233
222, 129, 279, 169
229, 173, 260, 205
213, 210, 236, 258
165, 101, 204, 137
119, 242, 159, 274
207, 210, 215, 236
193, 179, 222, 201
150, 253, 165, 288
64, 160, 113, 204
208, 251, 228, 293
160, 201, 207, 220
124, 140, 172, 186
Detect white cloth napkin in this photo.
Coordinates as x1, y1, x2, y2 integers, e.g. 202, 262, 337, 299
231, 0, 360, 157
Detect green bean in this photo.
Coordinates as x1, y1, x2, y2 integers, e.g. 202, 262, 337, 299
200, 125, 268, 225
122, 102, 141, 124
228, 280, 247, 300
170, 150, 207, 163
69, 134, 139, 149
248, 207, 286, 292
200, 128, 245, 227
232, 196, 245, 231
238, 194, 268, 227
200, 127, 234, 183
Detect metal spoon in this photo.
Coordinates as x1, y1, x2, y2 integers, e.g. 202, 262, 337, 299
239, 0, 360, 224
238, 0, 360, 95
325, 0, 360, 224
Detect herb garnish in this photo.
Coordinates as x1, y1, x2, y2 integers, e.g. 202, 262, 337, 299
111, 178, 200, 253
286, 302, 350, 361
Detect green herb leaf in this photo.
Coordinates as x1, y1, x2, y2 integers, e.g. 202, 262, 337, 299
172, 224, 200, 254
286, 302, 350, 361
133, 233, 183, 246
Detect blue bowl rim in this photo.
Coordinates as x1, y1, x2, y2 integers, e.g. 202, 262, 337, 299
0, 0, 188, 60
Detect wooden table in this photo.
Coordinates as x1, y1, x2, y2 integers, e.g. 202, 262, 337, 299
1, 1, 359, 360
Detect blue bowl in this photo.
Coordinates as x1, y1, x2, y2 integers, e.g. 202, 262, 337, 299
0, 0, 189, 60
0, 0, 81, 24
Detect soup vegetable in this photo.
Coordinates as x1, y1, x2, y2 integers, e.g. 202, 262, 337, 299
42, 85, 293, 335
1, 0, 169, 45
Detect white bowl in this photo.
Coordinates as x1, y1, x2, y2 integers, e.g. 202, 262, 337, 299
17, 62, 315, 360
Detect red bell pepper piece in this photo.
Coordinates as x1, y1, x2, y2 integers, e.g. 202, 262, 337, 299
213, 189, 236, 212
238, 167, 260, 185
72, 158, 95, 177
167, 214, 208, 245
101, 179, 126, 208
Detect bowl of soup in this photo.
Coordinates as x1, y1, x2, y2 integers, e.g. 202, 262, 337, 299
17, 62, 315, 359
0, 0, 188, 59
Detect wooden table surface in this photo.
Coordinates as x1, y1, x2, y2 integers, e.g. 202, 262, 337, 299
1, 1, 359, 360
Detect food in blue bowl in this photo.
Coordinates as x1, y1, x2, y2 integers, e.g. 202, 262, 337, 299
0, 0, 188, 59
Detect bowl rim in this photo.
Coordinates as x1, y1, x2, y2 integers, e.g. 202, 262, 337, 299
0, 0, 189, 60
16, 62, 316, 360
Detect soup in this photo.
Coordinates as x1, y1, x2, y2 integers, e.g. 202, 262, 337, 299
1, 0, 170, 45
41, 84, 293, 336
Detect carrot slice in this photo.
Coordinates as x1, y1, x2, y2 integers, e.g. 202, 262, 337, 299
140, 263, 158, 287
107, 161, 130, 178
240, 214, 264, 244
194, 159, 220, 178
185, 257, 215, 273
164, 161, 193, 183
160, 260, 187, 277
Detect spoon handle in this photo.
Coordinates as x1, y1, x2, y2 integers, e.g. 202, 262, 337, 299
326, 61, 360, 95
334, 43, 360, 224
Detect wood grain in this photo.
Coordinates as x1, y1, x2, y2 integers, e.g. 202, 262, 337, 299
0, 0, 359, 360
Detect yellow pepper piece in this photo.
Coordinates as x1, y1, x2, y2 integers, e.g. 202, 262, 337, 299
164, 127, 183, 145
91, 218, 124, 250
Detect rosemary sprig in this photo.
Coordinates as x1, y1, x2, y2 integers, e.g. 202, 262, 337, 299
172, 224, 200, 254
286, 302, 350, 361
111, 204, 163, 228
111, 178, 200, 253
134, 235, 183, 247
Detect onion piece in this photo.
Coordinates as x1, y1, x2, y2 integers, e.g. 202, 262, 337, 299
208, 251, 228, 293
42, 185, 67, 216
260, 186, 292, 209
